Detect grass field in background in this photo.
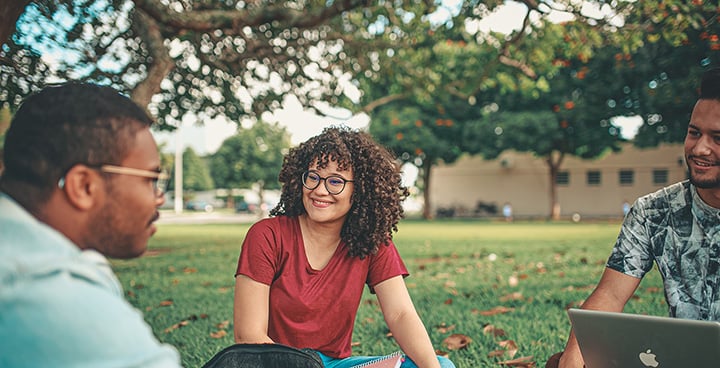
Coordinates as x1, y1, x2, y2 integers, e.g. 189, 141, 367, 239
112, 220, 667, 368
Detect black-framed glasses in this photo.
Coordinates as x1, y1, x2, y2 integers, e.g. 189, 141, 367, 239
59, 164, 169, 198
302, 170, 354, 195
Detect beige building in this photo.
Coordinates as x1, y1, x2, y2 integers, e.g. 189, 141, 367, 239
429, 143, 688, 219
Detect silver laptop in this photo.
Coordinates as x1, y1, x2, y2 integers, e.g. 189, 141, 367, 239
568, 308, 720, 368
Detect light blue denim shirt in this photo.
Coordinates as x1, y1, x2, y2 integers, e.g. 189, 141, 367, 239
0, 192, 181, 367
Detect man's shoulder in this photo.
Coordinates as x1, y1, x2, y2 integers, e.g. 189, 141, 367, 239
637, 181, 691, 208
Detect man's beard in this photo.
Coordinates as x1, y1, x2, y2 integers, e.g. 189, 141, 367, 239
688, 163, 720, 189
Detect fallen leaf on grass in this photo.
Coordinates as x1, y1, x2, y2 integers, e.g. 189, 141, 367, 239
163, 314, 208, 333
497, 356, 535, 367
216, 320, 230, 329
164, 320, 190, 333
499, 292, 523, 302
435, 323, 456, 334
475, 306, 515, 316
497, 340, 518, 358
442, 333, 472, 350
159, 300, 174, 307
210, 330, 227, 339
351, 341, 361, 347
482, 324, 507, 337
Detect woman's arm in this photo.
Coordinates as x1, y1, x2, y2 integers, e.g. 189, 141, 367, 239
233, 274, 274, 344
375, 275, 441, 368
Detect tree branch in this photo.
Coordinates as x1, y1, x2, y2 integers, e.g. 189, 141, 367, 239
362, 93, 408, 113
129, 8, 175, 112
132, 0, 370, 33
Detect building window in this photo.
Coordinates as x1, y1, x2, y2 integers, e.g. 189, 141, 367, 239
556, 171, 570, 185
619, 169, 634, 186
653, 169, 668, 185
587, 170, 601, 186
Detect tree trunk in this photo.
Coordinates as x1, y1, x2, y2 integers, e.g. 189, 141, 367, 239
0, 1, 29, 50
129, 8, 174, 112
546, 151, 565, 221
421, 160, 433, 220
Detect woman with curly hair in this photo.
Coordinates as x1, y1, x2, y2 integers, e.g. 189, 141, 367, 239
233, 126, 455, 368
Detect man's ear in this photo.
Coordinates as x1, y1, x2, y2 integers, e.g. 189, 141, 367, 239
60, 165, 103, 210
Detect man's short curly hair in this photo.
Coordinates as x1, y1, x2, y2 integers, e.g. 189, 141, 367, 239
270, 126, 410, 258
0, 83, 152, 212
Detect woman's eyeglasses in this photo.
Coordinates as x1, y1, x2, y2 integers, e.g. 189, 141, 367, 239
302, 170, 353, 195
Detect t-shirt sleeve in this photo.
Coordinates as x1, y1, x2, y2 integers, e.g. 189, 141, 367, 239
236, 218, 283, 285
366, 239, 409, 290
606, 198, 655, 278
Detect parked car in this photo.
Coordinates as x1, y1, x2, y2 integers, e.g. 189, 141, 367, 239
235, 200, 257, 213
186, 200, 214, 212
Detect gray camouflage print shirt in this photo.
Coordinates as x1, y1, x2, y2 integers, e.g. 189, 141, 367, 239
607, 180, 720, 321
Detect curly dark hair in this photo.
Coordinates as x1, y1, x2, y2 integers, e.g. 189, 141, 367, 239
270, 126, 410, 258
0, 83, 153, 212
700, 67, 720, 100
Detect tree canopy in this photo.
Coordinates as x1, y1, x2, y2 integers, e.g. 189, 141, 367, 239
2, 0, 648, 126
209, 120, 290, 207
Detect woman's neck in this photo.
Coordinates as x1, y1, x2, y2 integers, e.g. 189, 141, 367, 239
298, 214, 342, 250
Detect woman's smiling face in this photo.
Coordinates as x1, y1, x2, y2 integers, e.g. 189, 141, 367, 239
302, 159, 354, 226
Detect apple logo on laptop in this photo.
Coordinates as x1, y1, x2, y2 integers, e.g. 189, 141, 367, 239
639, 349, 659, 367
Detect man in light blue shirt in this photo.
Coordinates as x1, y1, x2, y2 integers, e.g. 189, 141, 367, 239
0, 83, 181, 367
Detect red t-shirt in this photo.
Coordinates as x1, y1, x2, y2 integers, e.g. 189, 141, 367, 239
235, 216, 409, 358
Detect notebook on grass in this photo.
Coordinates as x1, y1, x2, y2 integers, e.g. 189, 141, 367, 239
568, 308, 720, 368
349, 351, 404, 368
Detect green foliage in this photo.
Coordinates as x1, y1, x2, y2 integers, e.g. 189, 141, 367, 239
113, 220, 666, 368
209, 121, 290, 192
175, 147, 214, 192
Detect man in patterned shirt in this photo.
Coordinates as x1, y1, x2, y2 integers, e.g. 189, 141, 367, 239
548, 67, 720, 368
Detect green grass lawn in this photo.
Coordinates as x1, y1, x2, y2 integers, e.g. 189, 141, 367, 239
112, 219, 667, 368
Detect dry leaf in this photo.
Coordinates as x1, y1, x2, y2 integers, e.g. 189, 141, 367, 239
216, 320, 230, 329
351, 341, 361, 347
497, 356, 535, 367
442, 333, 472, 350
478, 306, 515, 316
499, 292, 523, 302
482, 324, 507, 337
210, 330, 227, 339
183, 267, 198, 273
159, 300, 173, 307
498, 340, 518, 358
488, 350, 506, 358
436, 323, 456, 334
444, 298, 453, 305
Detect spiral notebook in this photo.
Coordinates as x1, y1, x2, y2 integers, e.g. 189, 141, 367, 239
350, 351, 404, 368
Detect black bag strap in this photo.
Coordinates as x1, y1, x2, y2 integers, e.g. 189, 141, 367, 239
202, 343, 324, 368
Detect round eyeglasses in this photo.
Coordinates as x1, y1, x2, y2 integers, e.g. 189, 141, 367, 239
302, 170, 354, 195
